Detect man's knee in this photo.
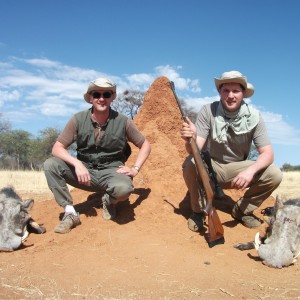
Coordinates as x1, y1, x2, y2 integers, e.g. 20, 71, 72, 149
43, 157, 69, 185
266, 165, 283, 187
116, 183, 134, 198
110, 181, 134, 200
271, 165, 283, 187
44, 157, 60, 172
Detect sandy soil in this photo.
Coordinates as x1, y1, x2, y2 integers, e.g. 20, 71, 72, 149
1, 77, 299, 299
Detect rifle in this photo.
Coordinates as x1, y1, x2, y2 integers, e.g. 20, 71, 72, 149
170, 81, 225, 247
201, 151, 225, 199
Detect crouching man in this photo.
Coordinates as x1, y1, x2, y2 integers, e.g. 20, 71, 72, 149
181, 71, 282, 231
44, 78, 151, 233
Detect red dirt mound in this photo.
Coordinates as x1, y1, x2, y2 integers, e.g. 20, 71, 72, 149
127, 76, 187, 194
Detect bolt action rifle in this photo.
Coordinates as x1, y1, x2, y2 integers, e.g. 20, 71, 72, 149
170, 81, 225, 247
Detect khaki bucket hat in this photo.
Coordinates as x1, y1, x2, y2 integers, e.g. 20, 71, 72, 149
214, 71, 254, 98
83, 78, 117, 103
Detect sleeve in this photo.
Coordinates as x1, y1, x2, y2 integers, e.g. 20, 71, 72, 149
57, 116, 78, 147
125, 119, 146, 148
252, 114, 271, 148
195, 104, 211, 139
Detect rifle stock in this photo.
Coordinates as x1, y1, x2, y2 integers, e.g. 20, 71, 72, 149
170, 81, 224, 247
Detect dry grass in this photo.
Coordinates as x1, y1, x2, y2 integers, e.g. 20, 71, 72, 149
0, 170, 73, 201
272, 171, 300, 199
0, 170, 298, 201
0, 170, 50, 193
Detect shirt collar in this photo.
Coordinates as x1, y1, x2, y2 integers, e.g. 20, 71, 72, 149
90, 108, 111, 128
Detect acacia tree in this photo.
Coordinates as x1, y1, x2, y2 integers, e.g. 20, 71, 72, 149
29, 127, 61, 170
0, 114, 12, 160
112, 90, 145, 119
0, 130, 32, 169
0, 113, 11, 134
177, 98, 198, 123
281, 163, 300, 171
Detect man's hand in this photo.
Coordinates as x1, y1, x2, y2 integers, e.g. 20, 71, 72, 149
180, 116, 196, 141
117, 165, 139, 177
231, 169, 255, 190
74, 162, 91, 186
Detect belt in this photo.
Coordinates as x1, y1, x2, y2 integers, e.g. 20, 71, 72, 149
84, 156, 125, 169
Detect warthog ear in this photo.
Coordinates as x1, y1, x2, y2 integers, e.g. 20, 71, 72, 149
263, 216, 272, 225
22, 199, 34, 211
275, 195, 284, 211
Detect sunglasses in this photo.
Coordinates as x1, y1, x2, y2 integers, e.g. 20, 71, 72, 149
91, 91, 113, 99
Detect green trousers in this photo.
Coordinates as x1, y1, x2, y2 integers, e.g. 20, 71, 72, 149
182, 155, 283, 214
44, 157, 134, 208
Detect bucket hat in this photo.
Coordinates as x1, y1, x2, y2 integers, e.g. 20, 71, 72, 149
214, 71, 254, 98
83, 78, 117, 103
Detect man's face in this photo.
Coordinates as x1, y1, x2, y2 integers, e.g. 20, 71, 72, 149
89, 89, 114, 112
219, 83, 245, 112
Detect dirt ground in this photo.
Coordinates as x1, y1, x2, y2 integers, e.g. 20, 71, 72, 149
1, 77, 299, 299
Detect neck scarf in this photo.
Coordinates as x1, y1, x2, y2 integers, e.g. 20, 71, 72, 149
212, 100, 259, 143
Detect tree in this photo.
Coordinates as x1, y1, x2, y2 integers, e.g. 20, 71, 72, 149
111, 90, 145, 119
0, 113, 11, 134
0, 114, 12, 162
0, 130, 32, 169
29, 127, 61, 170
177, 98, 198, 123
282, 163, 292, 171
281, 163, 300, 171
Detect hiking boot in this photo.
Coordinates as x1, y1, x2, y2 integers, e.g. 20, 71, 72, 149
231, 204, 262, 228
102, 194, 117, 220
54, 212, 81, 234
187, 212, 205, 232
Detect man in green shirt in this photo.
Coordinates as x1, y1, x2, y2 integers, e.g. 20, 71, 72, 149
180, 71, 282, 230
44, 78, 151, 233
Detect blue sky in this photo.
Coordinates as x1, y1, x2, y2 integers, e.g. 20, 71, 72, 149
0, 0, 299, 168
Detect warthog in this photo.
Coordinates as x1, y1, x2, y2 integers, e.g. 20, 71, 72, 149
234, 196, 300, 268
0, 187, 45, 252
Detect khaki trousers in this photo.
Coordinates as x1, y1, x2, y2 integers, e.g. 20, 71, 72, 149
182, 155, 282, 214
44, 157, 134, 208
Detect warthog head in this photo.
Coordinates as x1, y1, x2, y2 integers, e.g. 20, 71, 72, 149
0, 187, 34, 252
255, 196, 300, 268
235, 196, 300, 268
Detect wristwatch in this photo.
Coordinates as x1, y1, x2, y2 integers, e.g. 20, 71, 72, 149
133, 166, 140, 172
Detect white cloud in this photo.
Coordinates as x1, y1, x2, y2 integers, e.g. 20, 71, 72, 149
125, 73, 154, 90
124, 65, 201, 93
0, 89, 21, 102
154, 65, 201, 93
24, 58, 61, 68
39, 102, 79, 117
0, 61, 11, 68
185, 95, 219, 111
261, 111, 300, 145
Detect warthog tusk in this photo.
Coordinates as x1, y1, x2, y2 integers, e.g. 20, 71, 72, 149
294, 249, 300, 259
21, 227, 29, 242
254, 232, 261, 250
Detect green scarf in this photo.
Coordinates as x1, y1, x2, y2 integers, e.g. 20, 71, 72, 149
212, 100, 259, 144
